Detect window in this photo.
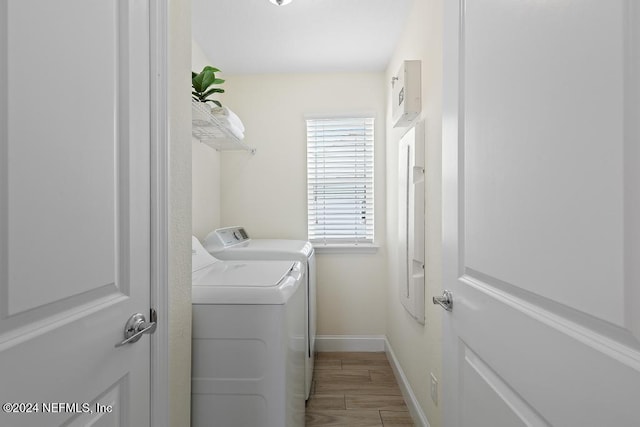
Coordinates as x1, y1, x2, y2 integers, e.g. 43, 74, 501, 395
306, 117, 374, 245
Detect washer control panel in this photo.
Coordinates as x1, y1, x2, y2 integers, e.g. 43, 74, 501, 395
214, 226, 250, 246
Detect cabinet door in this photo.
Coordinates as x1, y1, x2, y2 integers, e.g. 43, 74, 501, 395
399, 122, 425, 324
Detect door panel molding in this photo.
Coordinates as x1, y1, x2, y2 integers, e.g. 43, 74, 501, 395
460, 0, 626, 327
458, 282, 640, 426
116, 0, 132, 301
0, 287, 125, 347
457, 0, 639, 349
460, 342, 550, 427
464, 267, 640, 352
63, 376, 128, 427
461, 273, 640, 372
0, 0, 137, 339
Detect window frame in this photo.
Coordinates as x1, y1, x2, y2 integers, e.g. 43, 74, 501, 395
305, 115, 378, 252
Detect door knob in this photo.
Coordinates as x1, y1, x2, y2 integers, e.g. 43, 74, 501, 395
115, 311, 157, 347
432, 290, 453, 311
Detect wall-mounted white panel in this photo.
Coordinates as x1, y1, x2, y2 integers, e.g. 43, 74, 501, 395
398, 121, 425, 323
392, 60, 421, 128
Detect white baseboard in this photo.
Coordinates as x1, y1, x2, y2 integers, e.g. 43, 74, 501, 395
315, 335, 386, 352
385, 338, 430, 427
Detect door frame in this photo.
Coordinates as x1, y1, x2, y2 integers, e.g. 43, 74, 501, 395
149, 0, 170, 425
441, 0, 461, 424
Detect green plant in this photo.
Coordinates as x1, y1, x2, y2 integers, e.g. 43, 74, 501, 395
192, 66, 225, 107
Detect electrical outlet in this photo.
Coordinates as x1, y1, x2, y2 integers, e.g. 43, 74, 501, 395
430, 373, 438, 405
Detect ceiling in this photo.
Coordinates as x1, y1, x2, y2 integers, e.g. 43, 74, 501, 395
192, 0, 412, 75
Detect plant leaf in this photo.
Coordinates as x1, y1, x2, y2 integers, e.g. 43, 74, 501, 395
193, 66, 224, 94
201, 88, 224, 98
192, 70, 206, 92
199, 69, 218, 92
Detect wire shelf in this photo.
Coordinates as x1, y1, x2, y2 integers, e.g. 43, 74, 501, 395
191, 100, 255, 153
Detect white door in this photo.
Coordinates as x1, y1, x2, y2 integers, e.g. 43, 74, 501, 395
0, 0, 153, 426
442, 1, 640, 426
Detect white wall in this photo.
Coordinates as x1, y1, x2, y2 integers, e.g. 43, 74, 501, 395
385, 0, 443, 426
191, 40, 222, 240
220, 73, 387, 335
169, 0, 192, 425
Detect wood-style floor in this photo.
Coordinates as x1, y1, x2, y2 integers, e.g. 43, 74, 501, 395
305, 352, 414, 426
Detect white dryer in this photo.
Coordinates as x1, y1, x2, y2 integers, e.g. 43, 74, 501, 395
191, 237, 305, 427
204, 226, 317, 400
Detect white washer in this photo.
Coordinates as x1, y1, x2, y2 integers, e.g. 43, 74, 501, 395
191, 237, 305, 427
204, 226, 317, 400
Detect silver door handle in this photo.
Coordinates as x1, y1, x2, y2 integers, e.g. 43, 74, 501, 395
432, 290, 453, 311
115, 312, 157, 348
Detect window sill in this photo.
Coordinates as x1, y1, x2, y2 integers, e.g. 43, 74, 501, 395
311, 243, 380, 254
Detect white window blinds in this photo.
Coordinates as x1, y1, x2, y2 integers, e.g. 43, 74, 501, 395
306, 117, 374, 244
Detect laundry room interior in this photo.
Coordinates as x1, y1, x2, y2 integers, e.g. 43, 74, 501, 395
188, 0, 441, 425
1, 0, 635, 426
